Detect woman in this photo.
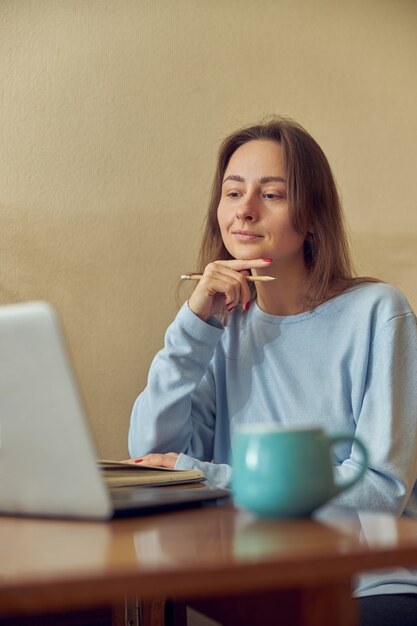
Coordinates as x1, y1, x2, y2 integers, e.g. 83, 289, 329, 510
129, 117, 417, 624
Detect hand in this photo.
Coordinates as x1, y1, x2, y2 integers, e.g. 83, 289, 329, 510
124, 452, 179, 469
188, 258, 272, 321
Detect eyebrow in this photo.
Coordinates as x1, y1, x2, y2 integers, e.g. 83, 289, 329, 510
222, 175, 287, 184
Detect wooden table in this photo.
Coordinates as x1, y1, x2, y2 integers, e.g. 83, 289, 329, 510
1, 503, 417, 626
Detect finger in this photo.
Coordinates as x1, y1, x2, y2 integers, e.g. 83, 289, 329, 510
135, 453, 178, 469
214, 266, 252, 310
235, 270, 252, 310
202, 261, 265, 308
189, 261, 261, 320
214, 258, 273, 273
197, 265, 241, 306
204, 262, 250, 292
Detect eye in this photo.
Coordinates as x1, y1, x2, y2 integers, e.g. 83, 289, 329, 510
226, 191, 240, 198
264, 192, 284, 200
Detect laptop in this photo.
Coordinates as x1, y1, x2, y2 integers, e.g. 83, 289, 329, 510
0, 301, 230, 519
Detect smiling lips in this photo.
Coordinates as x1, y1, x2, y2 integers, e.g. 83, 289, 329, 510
231, 230, 263, 242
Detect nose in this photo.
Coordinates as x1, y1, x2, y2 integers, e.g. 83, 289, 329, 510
235, 194, 258, 222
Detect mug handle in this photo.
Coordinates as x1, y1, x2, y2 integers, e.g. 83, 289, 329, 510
328, 434, 368, 496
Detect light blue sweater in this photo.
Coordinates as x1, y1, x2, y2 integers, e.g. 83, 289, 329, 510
129, 282, 417, 596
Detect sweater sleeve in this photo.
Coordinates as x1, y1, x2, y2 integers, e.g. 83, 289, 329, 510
128, 303, 224, 468
332, 311, 417, 513
174, 453, 232, 489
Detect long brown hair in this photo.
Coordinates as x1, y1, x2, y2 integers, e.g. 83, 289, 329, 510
198, 116, 376, 309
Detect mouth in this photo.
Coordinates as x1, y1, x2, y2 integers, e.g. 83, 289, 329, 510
231, 230, 264, 242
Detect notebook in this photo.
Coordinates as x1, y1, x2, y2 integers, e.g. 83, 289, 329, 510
0, 301, 229, 519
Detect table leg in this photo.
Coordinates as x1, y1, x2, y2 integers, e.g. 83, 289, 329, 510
141, 597, 166, 626
112, 598, 136, 626
112, 596, 167, 626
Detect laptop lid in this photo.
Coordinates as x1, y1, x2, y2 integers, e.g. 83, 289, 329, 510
0, 301, 113, 519
0, 301, 230, 520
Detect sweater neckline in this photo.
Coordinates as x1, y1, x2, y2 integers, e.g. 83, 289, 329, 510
252, 291, 346, 324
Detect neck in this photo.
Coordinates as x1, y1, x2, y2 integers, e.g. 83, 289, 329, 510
253, 261, 309, 316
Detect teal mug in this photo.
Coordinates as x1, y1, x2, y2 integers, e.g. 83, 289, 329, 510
232, 425, 368, 518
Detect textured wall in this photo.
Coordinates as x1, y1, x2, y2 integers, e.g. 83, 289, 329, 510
1, 0, 416, 458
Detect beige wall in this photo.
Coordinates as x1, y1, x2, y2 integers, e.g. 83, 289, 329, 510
1, 0, 416, 459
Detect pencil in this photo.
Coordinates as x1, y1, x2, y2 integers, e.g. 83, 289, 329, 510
180, 273, 276, 283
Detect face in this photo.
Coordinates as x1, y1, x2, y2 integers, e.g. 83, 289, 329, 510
217, 140, 307, 272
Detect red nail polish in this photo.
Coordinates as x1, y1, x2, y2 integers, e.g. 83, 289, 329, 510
244, 301, 251, 312
134, 458, 143, 464
262, 258, 273, 262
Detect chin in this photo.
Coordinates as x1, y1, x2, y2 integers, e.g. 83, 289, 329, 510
226, 245, 264, 261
